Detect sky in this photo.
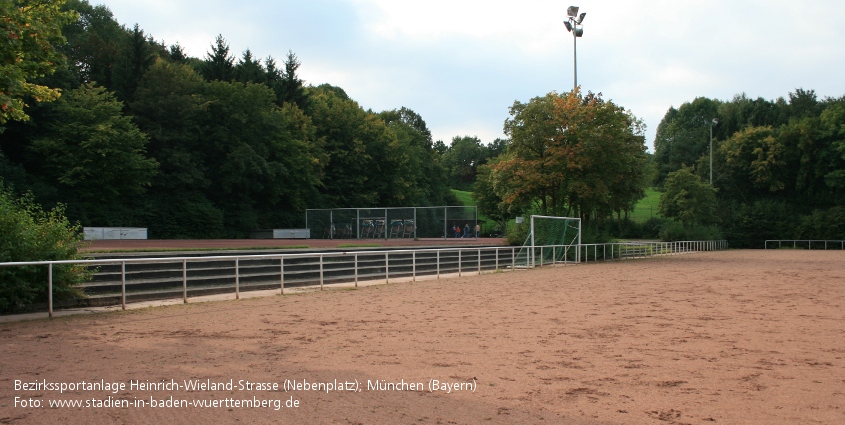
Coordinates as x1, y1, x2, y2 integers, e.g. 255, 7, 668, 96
98, 0, 845, 151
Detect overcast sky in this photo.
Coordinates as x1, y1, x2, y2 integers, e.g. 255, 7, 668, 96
99, 0, 845, 151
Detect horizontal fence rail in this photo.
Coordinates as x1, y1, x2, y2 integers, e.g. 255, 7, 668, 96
0, 240, 727, 318
765, 240, 845, 250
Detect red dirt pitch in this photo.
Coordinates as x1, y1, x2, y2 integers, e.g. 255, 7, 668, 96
2, 250, 843, 424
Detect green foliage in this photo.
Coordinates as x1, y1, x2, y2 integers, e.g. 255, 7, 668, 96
473, 162, 518, 233
628, 187, 661, 222
796, 207, 845, 240
0, 182, 89, 313
494, 89, 648, 220
505, 220, 528, 246
717, 199, 792, 248
659, 166, 717, 226
653, 97, 720, 184
0, 0, 76, 124
659, 221, 723, 242
442, 136, 487, 190
202, 34, 234, 81
30, 84, 158, 207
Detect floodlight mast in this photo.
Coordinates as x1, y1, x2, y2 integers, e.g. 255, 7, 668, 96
563, 6, 586, 91
708, 118, 718, 184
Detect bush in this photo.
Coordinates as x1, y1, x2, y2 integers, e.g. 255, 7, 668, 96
719, 199, 792, 248
796, 206, 845, 240
600, 217, 668, 240
0, 183, 89, 313
505, 220, 528, 246
659, 221, 723, 242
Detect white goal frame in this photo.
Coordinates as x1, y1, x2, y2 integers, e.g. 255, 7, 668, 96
530, 215, 582, 266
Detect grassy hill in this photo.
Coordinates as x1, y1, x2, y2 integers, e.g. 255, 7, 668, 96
630, 188, 661, 222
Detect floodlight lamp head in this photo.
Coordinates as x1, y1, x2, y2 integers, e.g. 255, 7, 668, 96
574, 28, 584, 37
712, 118, 719, 125
567, 6, 579, 17
564, 21, 573, 32
578, 12, 586, 23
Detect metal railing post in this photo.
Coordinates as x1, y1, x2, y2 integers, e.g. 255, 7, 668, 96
48, 263, 53, 319
436, 250, 440, 279
235, 258, 240, 299
478, 248, 481, 275
182, 259, 186, 304
354, 253, 358, 287
413, 251, 416, 281
280, 257, 285, 294
459, 249, 462, 277
385, 252, 389, 284
122, 261, 127, 310
320, 255, 324, 290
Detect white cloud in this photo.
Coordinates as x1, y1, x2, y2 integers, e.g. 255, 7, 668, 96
96, 0, 845, 151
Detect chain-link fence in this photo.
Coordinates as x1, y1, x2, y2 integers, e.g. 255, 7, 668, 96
305, 207, 478, 240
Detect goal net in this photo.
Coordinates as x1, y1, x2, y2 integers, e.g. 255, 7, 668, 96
514, 215, 581, 268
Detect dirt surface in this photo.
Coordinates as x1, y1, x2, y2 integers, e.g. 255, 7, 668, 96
82, 237, 506, 252
2, 250, 843, 424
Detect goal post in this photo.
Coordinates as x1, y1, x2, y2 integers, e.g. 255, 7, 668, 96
523, 215, 581, 267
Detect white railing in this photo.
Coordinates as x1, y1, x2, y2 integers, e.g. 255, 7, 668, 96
765, 240, 845, 250
0, 240, 727, 318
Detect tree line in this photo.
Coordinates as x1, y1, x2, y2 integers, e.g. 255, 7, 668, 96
0, 0, 506, 238
653, 89, 845, 246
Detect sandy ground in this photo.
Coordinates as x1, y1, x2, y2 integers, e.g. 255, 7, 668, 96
1, 250, 843, 424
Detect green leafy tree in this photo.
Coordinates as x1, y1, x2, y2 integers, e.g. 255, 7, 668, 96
0, 181, 89, 313
494, 90, 648, 221
199, 81, 323, 234
659, 166, 717, 226
442, 135, 487, 190
0, 0, 76, 124
653, 97, 721, 184
30, 84, 158, 223
308, 84, 408, 208
379, 107, 451, 206
473, 159, 516, 232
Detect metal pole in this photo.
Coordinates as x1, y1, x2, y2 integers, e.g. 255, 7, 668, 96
444, 206, 447, 240
354, 253, 358, 287
459, 249, 462, 277
478, 248, 481, 275
48, 263, 53, 319
235, 258, 240, 299
320, 255, 324, 290
710, 123, 713, 185
437, 250, 440, 279
280, 258, 285, 294
530, 215, 535, 268
573, 27, 577, 90
181, 260, 186, 304
413, 251, 416, 281
122, 261, 127, 310
385, 252, 389, 283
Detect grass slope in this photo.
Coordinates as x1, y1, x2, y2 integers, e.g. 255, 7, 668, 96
629, 188, 661, 222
